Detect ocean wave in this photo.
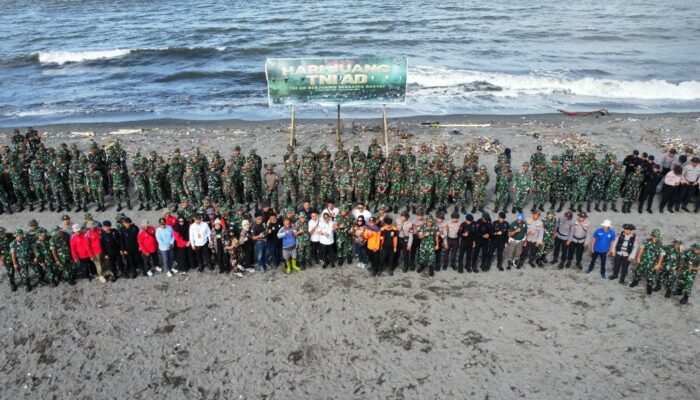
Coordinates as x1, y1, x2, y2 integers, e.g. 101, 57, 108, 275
154, 70, 266, 83
36, 46, 228, 65
409, 65, 700, 100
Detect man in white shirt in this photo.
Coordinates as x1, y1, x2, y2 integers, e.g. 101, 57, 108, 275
308, 212, 322, 265
608, 223, 639, 284
189, 215, 211, 272
352, 203, 372, 221
321, 200, 340, 220
317, 212, 335, 268
680, 156, 699, 212
521, 210, 544, 268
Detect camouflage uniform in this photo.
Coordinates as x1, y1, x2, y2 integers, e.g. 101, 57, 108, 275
511, 164, 533, 212
471, 166, 489, 213
588, 163, 607, 211
132, 160, 150, 210
299, 166, 316, 206
28, 161, 49, 211
8, 164, 30, 211
536, 211, 557, 263
242, 158, 260, 205
229, 148, 246, 203
374, 165, 390, 209
604, 165, 625, 212
337, 166, 353, 206
417, 222, 439, 271
677, 245, 699, 302
86, 166, 106, 211
263, 166, 280, 209
630, 233, 665, 294
434, 164, 452, 212
184, 165, 203, 205
33, 230, 57, 284
296, 216, 312, 268
318, 163, 335, 205
335, 209, 354, 264
70, 162, 88, 211
282, 156, 299, 208
493, 166, 512, 213
417, 168, 434, 211
622, 167, 644, 213
0, 229, 16, 290
149, 158, 167, 210
207, 166, 224, 204
10, 232, 33, 290
354, 167, 371, 205
659, 241, 684, 294
111, 164, 131, 211
570, 168, 589, 212
388, 164, 405, 212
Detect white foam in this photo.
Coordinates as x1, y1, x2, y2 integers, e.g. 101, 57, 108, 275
409, 65, 700, 100
38, 49, 132, 65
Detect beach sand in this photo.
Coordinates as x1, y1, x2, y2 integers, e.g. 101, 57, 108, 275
0, 113, 699, 399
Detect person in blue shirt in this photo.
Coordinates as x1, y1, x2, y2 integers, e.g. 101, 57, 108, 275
586, 219, 616, 279
155, 218, 176, 277
277, 218, 301, 274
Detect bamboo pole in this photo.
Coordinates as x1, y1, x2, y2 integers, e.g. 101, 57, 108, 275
336, 104, 341, 145
383, 104, 389, 158
290, 106, 296, 147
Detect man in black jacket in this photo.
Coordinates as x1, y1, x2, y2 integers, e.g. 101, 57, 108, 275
100, 220, 122, 281
638, 163, 664, 214
471, 212, 492, 272
489, 212, 510, 271
457, 214, 476, 273
119, 217, 141, 278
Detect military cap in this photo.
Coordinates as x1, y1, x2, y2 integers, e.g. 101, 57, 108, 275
84, 212, 93, 219
425, 215, 435, 223
651, 229, 662, 238
298, 212, 308, 219
37, 228, 47, 235
673, 238, 683, 244
0, 227, 6, 234
622, 223, 636, 230
691, 244, 700, 251
28, 219, 38, 227
14, 228, 24, 235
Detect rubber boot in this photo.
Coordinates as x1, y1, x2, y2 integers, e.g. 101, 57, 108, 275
25, 281, 32, 293
556, 202, 564, 212
52, 276, 59, 287
285, 260, 291, 274
680, 294, 689, 304
653, 281, 661, 292
138, 203, 145, 211
39, 202, 45, 212
497, 262, 504, 271
10, 278, 17, 292
610, 203, 618, 212
428, 264, 434, 277
116, 203, 122, 212
646, 285, 653, 295
127, 200, 132, 210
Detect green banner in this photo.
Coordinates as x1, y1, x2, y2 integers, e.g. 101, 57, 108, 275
265, 57, 407, 106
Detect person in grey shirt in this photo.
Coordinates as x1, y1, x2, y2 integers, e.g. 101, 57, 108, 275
396, 211, 414, 272
564, 212, 591, 269
551, 210, 575, 268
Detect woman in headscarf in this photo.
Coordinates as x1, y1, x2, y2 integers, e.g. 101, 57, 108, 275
239, 219, 255, 271
173, 217, 195, 272
352, 216, 368, 269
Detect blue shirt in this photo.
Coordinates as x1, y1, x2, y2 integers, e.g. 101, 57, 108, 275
592, 227, 616, 253
277, 226, 297, 249
155, 225, 175, 251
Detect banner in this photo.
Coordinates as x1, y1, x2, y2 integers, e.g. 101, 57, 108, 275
265, 57, 407, 106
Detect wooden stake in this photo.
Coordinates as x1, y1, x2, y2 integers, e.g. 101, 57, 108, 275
290, 106, 296, 147
336, 104, 341, 145
383, 104, 389, 158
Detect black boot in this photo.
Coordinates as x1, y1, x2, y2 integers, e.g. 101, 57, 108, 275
646, 285, 653, 295
338, 258, 345, 267
25, 281, 32, 292
138, 203, 145, 211
557, 202, 564, 212
511, 207, 517, 213
550, 256, 559, 265
116, 203, 122, 212
457, 264, 463, 273
538, 204, 544, 212
611, 203, 618, 212
594, 203, 601, 212
29, 204, 34, 212
664, 289, 672, 298
608, 274, 618, 280
629, 278, 639, 288
416, 265, 425, 274
9, 279, 17, 292
497, 262, 504, 271
39, 203, 45, 212
646, 208, 653, 214
653, 282, 661, 292
51, 276, 59, 287
586, 202, 591, 213
75, 205, 82, 212
637, 204, 643, 214
602, 203, 607, 211
576, 204, 582, 212
680, 294, 689, 304
493, 207, 499, 214
557, 260, 565, 269
127, 201, 133, 210
428, 264, 434, 277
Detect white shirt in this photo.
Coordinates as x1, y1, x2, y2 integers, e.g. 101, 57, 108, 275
308, 218, 322, 242
352, 209, 372, 221
317, 219, 335, 245
321, 207, 340, 220
682, 163, 700, 184
189, 222, 211, 247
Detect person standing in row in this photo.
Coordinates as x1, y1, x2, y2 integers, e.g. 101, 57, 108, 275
489, 211, 510, 271
608, 223, 638, 284
156, 218, 176, 277
561, 212, 590, 269
586, 219, 616, 279
396, 212, 414, 272
70, 224, 95, 280
277, 218, 301, 274
658, 165, 683, 213
378, 217, 399, 276
630, 229, 665, 295
416, 216, 440, 277
457, 214, 476, 273
317, 212, 335, 268
505, 213, 527, 269
364, 217, 381, 275
472, 212, 491, 272
100, 221, 122, 281
521, 210, 543, 268
189, 215, 211, 272
680, 157, 699, 212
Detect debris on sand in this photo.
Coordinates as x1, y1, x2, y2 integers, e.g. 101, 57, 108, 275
640, 129, 700, 154
71, 131, 95, 137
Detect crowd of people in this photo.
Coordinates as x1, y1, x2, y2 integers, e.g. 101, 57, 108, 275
0, 127, 698, 305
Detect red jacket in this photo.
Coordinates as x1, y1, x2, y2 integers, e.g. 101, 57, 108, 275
70, 232, 94, 261
137, 226, 158, 254
86, 228, 102, 255
164, 214, 178, 228
173, 230, 189, 248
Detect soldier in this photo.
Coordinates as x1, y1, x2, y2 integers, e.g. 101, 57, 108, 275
295, 212, 312, 269
530, 145, 546, 168
7, 163, 30, 212
0, 180, 11, 214
86, 164, 106, 212
193, 147, 209, 193
450, 163, 465, 214
46, 164, 67, 212
434, 163, 451, 213
493, 164, 512, 214
621, 165, 644, 213
317, 163, 335, 207
0, 227, 17, 291
350, 145, 367, 175
281, 155, 299, 208
263, 164, 279, 210
677, 243, 700, 304
530, 163, 549, 213
337, 164, 353, 206
49, 226, 76, 284
388, 163, 404, 212
33, 228, 58, 286
10, 229, 33, 292
207, 164, 224, 205
150, 157, 167, 210
335, 205, 354, 266
553, 163, 572, 212
28, 160, 49, 212
416, 215, 440, 277
111, 164, 131, 211
588, 162, 607, 212
417, 165, 434, 212
402, 166, 418, 214
183, 164, 203, 206
299, 166, 316, 209
354, 165, 371, 206
248, 148, 262, 193
604, 163, 624, 212
630, 229, 665, 295
367, 137, 383, 161
70, 162, 88, 212
569, 167, 589, 213
131, 155, 149, 211
656, 238, 683, 296
374, 164, 390, 211
536, 210, 557, 266
471, 165, 489, 213
494, 148, 511, 186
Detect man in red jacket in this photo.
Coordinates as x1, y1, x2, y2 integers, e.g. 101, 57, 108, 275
70, 224, 95, 280
137, 219, 159, 276
86, 221, 111, 283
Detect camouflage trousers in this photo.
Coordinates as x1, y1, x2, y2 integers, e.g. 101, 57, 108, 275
297, 241, 312, 268
512, 190, 529, 209
632, 261, 655, 290
264, 188, 279, 209
678, 270, 697, 296
418, 245, 436, 266
336, 235, 353, 259
659, 268, 678, 291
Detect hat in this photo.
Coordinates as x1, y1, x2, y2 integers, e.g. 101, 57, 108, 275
673, 238, 683, 244
14, 228, 24, 235
340, 205, 350, 212
71, 223, 81, 233
141, 219, 149, 226
102, 220, 112, 227
466, 214, 474, 221
0, 227, 5, 234
84, 212, 93, 219
601, 219, 611, 227
564, 210, 573, 218
622, 223, 635, 230
158, 218, 166, 225
651, 228, 662, 238
298, 212, 307, 219
426, 215, 435, 223
37, 228, 47, 235
536, 145, 542, 150
28, 219, 38, 227
578, 212, 588, 218
692, 156, 700, 163
401, 211, 409, 218
516, 213, 525, 220
691, 244, 700, 251
498, 211, 506, 219
62, 215, 71, 221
